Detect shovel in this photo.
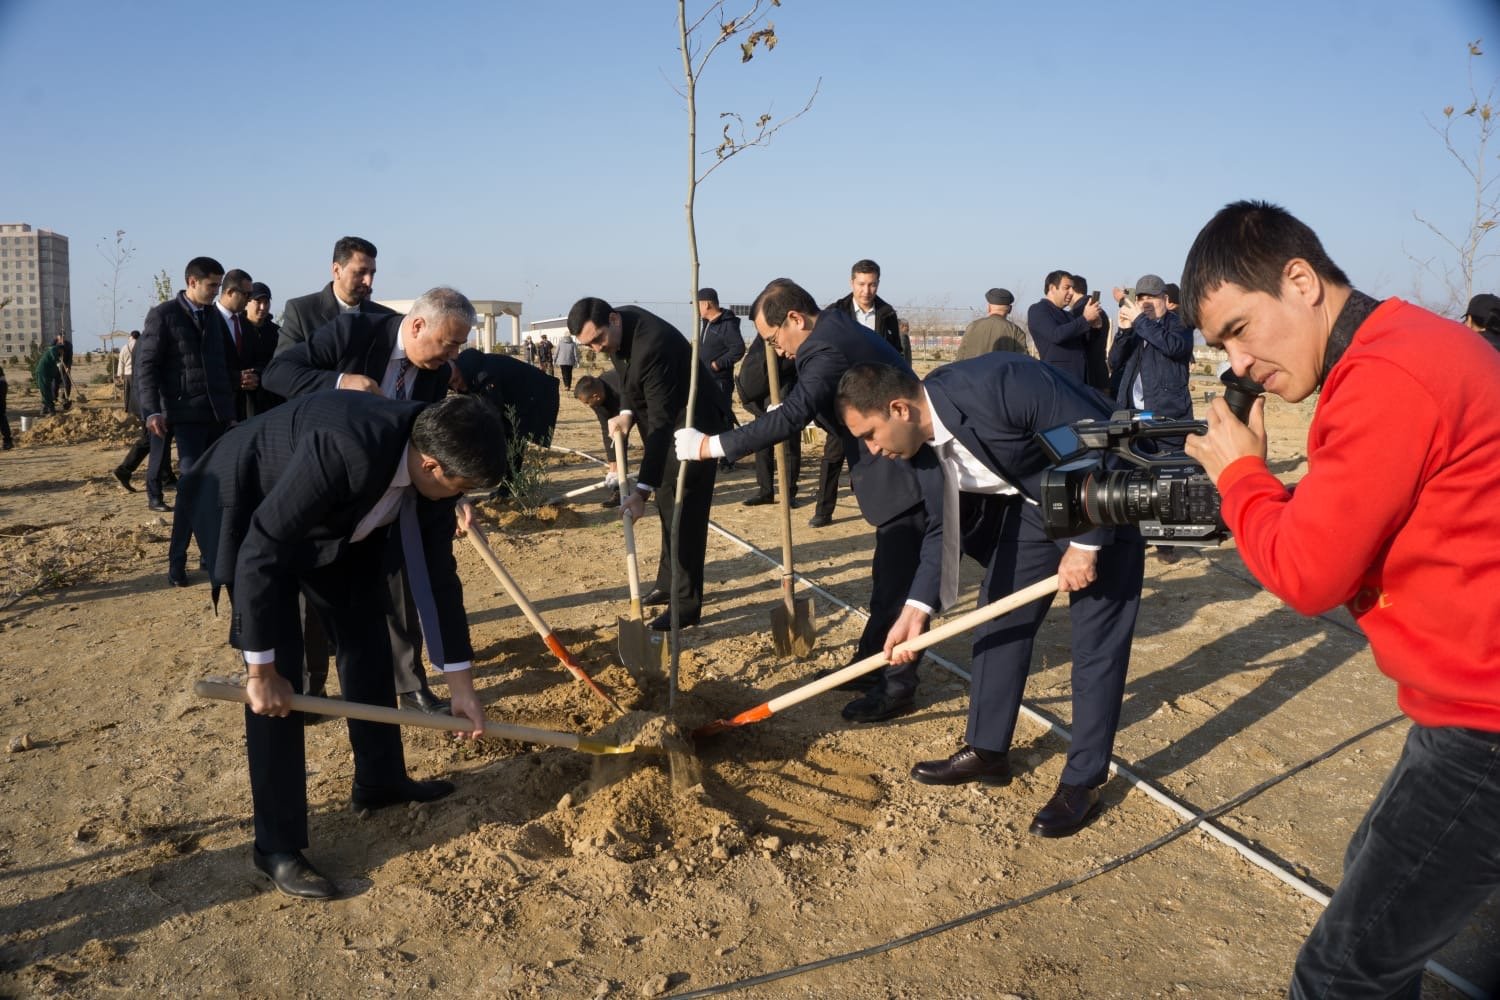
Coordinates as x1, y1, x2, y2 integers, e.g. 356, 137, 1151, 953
463, 524, 624, 715
540, 478, 612, 507
764, 341, 816, 658
194, 678, 648, 755
613, 429, 668, 678
694, 574, 1061, 739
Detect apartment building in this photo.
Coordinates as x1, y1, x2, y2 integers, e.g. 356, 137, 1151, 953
0, 223, 71, 359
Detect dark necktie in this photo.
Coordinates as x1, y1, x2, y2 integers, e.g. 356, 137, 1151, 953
398, 491, 445, 667
394, 359, 412, 400
231, 313, 244, 356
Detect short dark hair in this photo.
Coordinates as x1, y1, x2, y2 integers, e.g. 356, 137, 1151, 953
566, 297, 613, 337
130, 330, 140, 338
697, 287, 719, 306
1163, 282, 1181, 306
573, 375, 604, 402
222, 268, 253, 291
1071, 274, 1089, 296
411, 393, 509, 487
851, 259, 881, 279
1044, 270, 1071, 292
332, 236, 378, 265
1180, 200, 1350, 330
750, 279, 819, 327
185, 257, 224, 283
835, 362, 920, 417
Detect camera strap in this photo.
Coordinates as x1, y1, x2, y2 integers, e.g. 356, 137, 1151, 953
1318, 290, 1381, 388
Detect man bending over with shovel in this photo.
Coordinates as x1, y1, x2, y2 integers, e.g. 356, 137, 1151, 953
180, 391, 509, 898
835, 358, 1145, 837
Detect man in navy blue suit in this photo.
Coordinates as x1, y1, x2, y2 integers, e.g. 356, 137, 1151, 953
182, 391, 508, 898
675, 279, 945, 723
836, 357, 1144, 837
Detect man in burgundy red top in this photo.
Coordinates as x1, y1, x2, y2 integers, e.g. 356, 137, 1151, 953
1183, 200, 1500, 999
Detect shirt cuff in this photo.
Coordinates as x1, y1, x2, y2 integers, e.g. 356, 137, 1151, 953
635, 482, 655, 494
619, 409, 633, 420
708, 435, 726, 459
1068, 541, 1101, 551
905, 598, 935, 615
335, 372, 349, 389
439, 661, 473, 674
243, 649, 275, 665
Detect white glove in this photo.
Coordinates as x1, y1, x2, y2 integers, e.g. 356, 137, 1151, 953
603, 470, 619, 489
766, 402, 782, 412
674, 427, 708, 461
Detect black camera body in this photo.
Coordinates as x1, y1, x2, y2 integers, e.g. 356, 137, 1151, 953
1035, 370, 1264, 543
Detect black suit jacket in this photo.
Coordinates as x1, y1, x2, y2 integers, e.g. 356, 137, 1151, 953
275, 282, 399, 355
719, 308, 943, 529
135, 293, 238, 425
906, 353, 1122, 609
261, 312, 449, 404
181, 392, 470, 659
611, 306, 732, 490
230, 313, 282, 420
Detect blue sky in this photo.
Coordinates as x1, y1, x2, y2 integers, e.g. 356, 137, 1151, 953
3, 0, 1499, 345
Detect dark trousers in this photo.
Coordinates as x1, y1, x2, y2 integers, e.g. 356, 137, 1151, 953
744, 398, 801, 499
966, 501, 1143, 787
863, 502, 929, 697
1290, 724, 1500, 999
299, 593, 332, 694
118, 426, 153, 479
559, 365, 574, 390
303, 536, 428, 698
0, 383, 10, 445
651, 449, 719, 616
244, 537, 407, 854
144, 426, 178, 503
39, 376, 58, 415
166, 421, 226, 571
813, 432, 845, 518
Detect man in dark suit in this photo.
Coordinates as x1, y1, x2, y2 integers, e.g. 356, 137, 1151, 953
263, 287, 475, 715
241, 282, 284, 416
213, 269, 277, 422
568, 297, 732, 630
135, 256, 238, 582
449, 347, 559, 459
735, 338, 801, 507
835, 357, 1145, 837
1028, 269, 1106, 385
574, 371, 636, 508
275, 235, 398, 355
697, 287, 745, 413
675, 279, 946, 723
181, 391, 507, 899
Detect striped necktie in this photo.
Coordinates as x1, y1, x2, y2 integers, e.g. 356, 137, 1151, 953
394, 359, 413, 400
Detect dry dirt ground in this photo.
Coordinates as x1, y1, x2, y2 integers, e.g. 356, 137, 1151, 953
0, 360, 1495, 999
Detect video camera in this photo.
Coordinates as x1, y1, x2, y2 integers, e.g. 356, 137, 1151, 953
1035, 370, 1264, 544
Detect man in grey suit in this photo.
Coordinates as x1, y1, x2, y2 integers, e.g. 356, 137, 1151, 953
182, 391, 507, 898
275, 235, 398, 354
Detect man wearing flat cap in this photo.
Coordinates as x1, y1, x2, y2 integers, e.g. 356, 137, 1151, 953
1110, 273, 1193, 443
956, 288, 1031, 361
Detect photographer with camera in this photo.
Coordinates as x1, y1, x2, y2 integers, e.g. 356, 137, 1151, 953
836, 356, 1144, 837
1182, 200, 1500, 998
1109, 274, 1194, 447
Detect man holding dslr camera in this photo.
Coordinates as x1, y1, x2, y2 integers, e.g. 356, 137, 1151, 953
1182, 200, 1500, 998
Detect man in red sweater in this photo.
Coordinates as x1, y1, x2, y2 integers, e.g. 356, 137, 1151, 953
1181, 200, 1500, 999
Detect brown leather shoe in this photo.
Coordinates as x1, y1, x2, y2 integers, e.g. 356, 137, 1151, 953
1029, 782, 1102, 837
910, 746, 1012, 786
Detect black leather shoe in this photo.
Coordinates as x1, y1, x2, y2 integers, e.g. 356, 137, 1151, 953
1029, 782, 1102, 838
398, 688, 451, 714
841, 687, 916, 723
167, 565, 189, 588
648, 609, 699, 631
253, 848, 336, 900
813, 667, 878, 692
643, 588, 671, 606
148, 498, 172, 513
351, 777, 456, 812
808, 513, 832, 528
600, 490, 621, 509
112, 468, 137, 493
742, 494, 774, 507
910, 747, 1012, 786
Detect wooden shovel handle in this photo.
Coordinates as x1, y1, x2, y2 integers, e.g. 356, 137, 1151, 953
765, 340, 798, 614
613, 429, 645, 618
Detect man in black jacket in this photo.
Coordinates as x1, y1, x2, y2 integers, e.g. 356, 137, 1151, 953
135, 256, 238, 583
810, 259, 906, 527
676, 279, 945, 723
275, 236, 398, 355
262, 287, 474, 714
181, 391, 508, 899
568, 297, 732, 629
241, 282, 284, 415
697, 287, 745, 411
736, 338, 801, 506
449, 347, 559, 494
574, 371, 635, 508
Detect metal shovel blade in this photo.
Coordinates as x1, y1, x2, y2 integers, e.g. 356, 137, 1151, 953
616, 613, 668, 679
770, 595, 817, 659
